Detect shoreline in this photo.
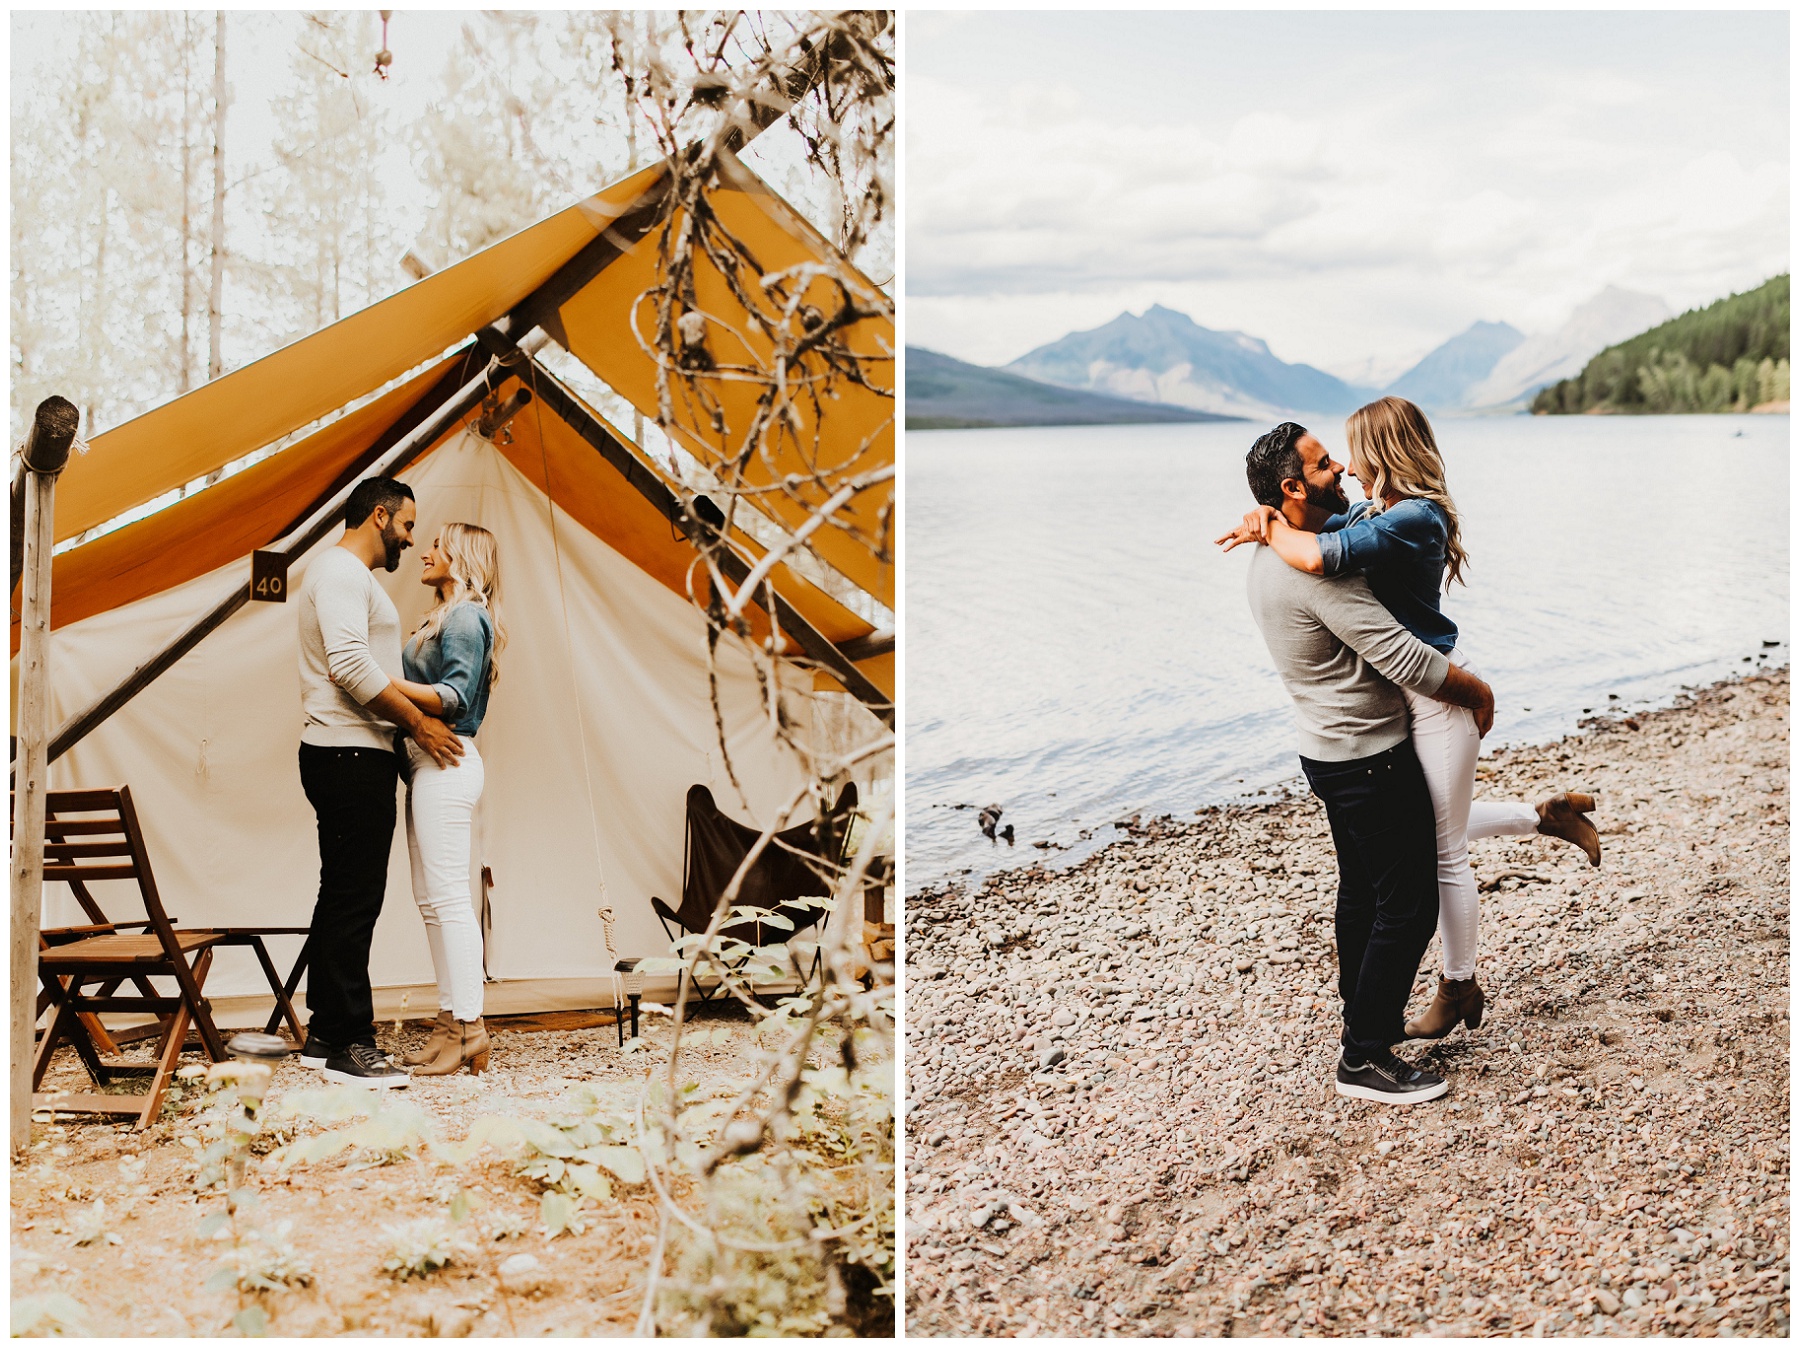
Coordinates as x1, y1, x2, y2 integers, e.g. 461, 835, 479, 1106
910, 652, 1790, 899
904, 667, 1789, 1337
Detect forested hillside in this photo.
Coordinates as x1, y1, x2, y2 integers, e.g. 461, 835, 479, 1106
1531, 275, 1788, 414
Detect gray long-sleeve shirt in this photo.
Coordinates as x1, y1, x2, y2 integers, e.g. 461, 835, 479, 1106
1245, 544, 1451, 762
297, 545, 402, 750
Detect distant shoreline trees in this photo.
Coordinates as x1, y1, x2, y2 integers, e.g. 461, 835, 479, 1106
1532, 275, 1789, 415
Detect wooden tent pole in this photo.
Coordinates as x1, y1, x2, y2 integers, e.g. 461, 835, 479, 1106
511, 356, 893, 725
40, 362, 498, 768
12, 396, 79, 1156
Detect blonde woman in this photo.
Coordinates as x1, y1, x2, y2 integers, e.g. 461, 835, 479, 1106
389, 522, 505, 1075
1218, 397, 1598, 1039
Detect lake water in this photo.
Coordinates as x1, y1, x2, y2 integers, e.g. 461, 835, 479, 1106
905, 414, 1789, 892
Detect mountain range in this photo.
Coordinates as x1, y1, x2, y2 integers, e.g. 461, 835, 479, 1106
905, 346, 1237, 429
1462, 287, 1672, 409
1005, 304, 1373, 420
908, 285, 1681, 427
1383, 320, 1525, 409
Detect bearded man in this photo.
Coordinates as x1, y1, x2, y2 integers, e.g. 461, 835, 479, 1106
294, 476, 462, 1087
1239, 424, 1495, 1104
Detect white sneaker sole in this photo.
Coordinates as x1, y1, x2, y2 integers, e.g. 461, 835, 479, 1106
321, 1067, 410, 1088
1335, 1077, 1448, 1104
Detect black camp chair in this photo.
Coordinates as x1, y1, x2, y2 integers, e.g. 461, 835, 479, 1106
650, 783, 858, 998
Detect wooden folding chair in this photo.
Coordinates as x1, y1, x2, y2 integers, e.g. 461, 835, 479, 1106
650, 783, 858, 998
24, 786, 304, 1129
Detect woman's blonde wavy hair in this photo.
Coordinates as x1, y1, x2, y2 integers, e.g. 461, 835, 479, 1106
1344, 396, 1469, 587
415, 521, 507, 686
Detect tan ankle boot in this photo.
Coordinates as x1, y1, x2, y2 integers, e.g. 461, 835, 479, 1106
1537, 792, 1601, 867
402, 1009, 456, 1067
413, 1017, 490, 1076
1404, 976, 1485, 1039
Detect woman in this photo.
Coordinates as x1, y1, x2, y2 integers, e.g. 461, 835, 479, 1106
391, 522, 504, 1076
1218, 396, 1599, 1039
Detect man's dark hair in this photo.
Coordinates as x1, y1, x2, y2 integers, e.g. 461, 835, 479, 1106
343, 476, 415, 529
1244, 422, 1310, 508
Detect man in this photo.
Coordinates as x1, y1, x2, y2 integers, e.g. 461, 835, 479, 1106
295, 476, 462, 1087
1237, 423, 1494, 1105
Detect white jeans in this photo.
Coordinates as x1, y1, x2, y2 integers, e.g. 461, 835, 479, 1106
1402, 650, 1538, 980
405, 739, 486, 1021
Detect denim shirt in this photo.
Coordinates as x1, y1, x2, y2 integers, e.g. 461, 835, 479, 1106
1317, 498, 1459, 655
402, 602, 494, 737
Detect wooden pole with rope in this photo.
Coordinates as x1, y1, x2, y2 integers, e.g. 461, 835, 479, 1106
11, 396, 79, 1156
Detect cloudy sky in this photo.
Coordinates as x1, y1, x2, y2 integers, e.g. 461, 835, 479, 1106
907, 11, 1789, 378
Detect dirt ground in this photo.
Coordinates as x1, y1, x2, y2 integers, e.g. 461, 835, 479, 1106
905, 668, 1790, 1337
13, 999, 874, 1337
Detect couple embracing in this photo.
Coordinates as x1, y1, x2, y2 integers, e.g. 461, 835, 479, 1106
292, 475, 507, 1088
1220, 398, 1600, 1104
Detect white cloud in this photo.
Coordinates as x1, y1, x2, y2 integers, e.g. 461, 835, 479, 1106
908, 12, 1789, 371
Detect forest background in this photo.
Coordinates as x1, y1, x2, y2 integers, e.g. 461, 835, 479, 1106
10, 10, 890, 536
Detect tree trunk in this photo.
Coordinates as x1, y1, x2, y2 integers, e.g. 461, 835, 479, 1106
85, 192, 109, 439
208, 9, 228, 385
178, 11, 195, 396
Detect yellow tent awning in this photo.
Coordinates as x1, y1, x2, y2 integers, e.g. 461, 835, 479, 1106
556, 151, 895, 610
51, 165, 666, 545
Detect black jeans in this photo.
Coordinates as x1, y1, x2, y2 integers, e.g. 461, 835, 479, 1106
1299, 741, 1441, 1062
298, 743, 399, 1047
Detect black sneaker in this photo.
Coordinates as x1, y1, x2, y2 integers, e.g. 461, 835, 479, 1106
302, 1032, 395, 1070
1335, 1051, 1447, 1105
322, 1041, 410, 1089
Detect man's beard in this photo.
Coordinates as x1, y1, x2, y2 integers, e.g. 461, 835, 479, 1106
1306, 478, 1349, 514
380, 523, 406, 572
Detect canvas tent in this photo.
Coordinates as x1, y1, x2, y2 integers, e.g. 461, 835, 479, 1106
10, 147, 893, 1024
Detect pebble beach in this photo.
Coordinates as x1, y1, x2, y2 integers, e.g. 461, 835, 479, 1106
903, 668, 1789, 1337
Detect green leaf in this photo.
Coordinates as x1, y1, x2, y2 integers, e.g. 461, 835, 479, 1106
540, 1191, 576, 1238
233, 1306, 268, 1338
560, 1084, 601, 1115
11, 1293, 90, 1338
754, 911, 795, 931
563, 1121, 603, 1148
203, 1266, 239, 1295
517, 1118, 577, 1157
575, 1144, 645, 1185
449, 1191, 470, 1224
563, 1163, 612, 1201
196, 1213, 229, 1239
449, 1114, 528, 1160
